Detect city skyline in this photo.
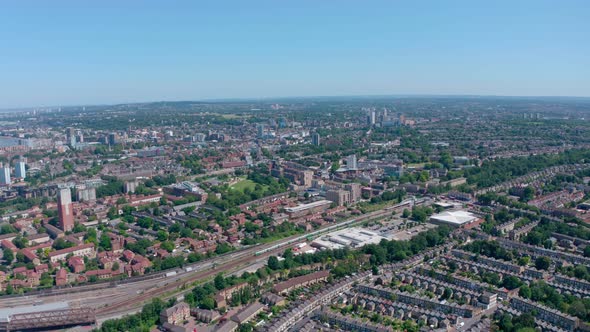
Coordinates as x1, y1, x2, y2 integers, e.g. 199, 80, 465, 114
1, 0, 589, 108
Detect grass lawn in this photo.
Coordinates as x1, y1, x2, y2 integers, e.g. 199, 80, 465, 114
357, 199, 400, 213
230, 179, 258, 192
407, 163, 426, 168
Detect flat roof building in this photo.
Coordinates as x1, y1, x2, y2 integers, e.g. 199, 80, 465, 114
284, 200, 332, 218
429, 210, 479, 228
312, 227, 387, 250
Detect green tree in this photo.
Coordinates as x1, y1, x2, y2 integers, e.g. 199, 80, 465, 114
0, 224, 17, 235
40, 272, 54, 287
534, 256, 551, 270
402, 209, 410, 218
513, 313, 535, 330
99, 233, 112, 251
53, 238, 74, 250
157, 230, 168, 242
519, 285, 532, 299
268, 256, 281, 270
200, 297, 215, 310
160, 241, 175, 252
5, 283, 13, 294
517, 256, 530, 266
330, 162, 340, 173
214, 273, 226, 290
2, 248, 14, 264
12, 236, 27, 249
502, 276, 523, 290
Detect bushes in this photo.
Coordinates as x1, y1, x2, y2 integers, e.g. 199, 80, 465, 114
462, 240, 514, 261
363, 226, 451, 265
97, 298, 166, 332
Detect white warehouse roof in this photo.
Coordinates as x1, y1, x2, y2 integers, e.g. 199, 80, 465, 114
430, 210, 477, 226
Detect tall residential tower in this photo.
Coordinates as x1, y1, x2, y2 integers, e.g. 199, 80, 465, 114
58, 187, 74, 231
15, 157, 26, 179
0, 164, 11, 185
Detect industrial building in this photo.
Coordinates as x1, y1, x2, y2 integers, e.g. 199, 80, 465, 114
311, 227, 386, 250
429, 210, 480, 228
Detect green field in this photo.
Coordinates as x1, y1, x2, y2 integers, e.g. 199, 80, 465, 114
230, 179, 258, 192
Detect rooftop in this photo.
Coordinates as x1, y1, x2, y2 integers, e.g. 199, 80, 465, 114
430, 210, 478, 226
284, 200, 332, 213
312, 227, 386, 250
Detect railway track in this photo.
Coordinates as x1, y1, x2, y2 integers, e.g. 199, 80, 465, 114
95, 244, 284, 316
94, 200, 422, 317
1, 199, 425, 320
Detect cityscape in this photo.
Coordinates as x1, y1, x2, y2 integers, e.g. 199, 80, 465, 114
2, 97, 590, 332
1, 1, 590, 332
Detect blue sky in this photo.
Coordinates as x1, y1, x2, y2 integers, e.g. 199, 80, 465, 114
1, 1, 589, 108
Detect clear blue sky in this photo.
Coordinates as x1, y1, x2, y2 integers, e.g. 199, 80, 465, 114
1, 1, 589, 108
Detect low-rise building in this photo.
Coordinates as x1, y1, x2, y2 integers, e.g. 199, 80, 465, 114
230, 302, 265, 325
429, 210, 481, 228
48, 243, 95, 263
191, 308, 220, 323
273, 270, 330, 295
160, 302, 190, 326
510, 297, 579, 331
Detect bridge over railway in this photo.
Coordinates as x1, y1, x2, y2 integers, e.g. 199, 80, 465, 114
0, 308, 95, 332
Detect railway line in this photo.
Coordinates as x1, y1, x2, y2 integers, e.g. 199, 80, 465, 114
1, 198, 427, 322
94, 198, 424, 317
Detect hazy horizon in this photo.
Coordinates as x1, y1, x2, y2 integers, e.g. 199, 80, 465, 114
3, 93, 590, 112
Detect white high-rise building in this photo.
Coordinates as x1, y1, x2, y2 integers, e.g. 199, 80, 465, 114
346, 154, 358, 170
15, 159, 26, 179
0, 166, 11, 185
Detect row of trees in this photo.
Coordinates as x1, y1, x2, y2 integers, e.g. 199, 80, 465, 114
363, 225, 452, 266
97, 298, 167, 332
465, 148, 590, 188
519, 280, 590, 321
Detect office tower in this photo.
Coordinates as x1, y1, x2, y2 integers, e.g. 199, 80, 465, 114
367, 110, 376, 125
124, 180, 138, 194
66, 127, 76, 146
58, 188, 74, 232
15, 158, 26, 179
194, 133, 206, 142
278, 117, 287, 128
346, 154, 358, 170
108, 132, 117, 146
311, 132, 321, 146
76, 187, 96, 202
257, 124, 265, 138
0, 165, 11, 185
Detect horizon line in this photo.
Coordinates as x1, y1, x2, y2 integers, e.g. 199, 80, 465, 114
3, 93, 590, 111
